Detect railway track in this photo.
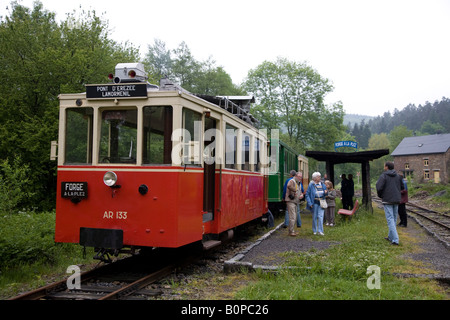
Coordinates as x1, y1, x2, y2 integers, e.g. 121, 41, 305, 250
373, 197, 450, 248
405, 202, 450, 248
9, 245, 200, 300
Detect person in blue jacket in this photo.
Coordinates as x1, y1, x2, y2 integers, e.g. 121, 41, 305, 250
306, 172, 328, 235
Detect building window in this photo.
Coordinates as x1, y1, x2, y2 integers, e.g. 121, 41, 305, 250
405, 163, 410, 170
424, 170, 430, 180
424, 159, 429, 166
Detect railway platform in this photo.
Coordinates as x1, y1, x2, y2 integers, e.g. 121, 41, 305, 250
224, 209, 450, 285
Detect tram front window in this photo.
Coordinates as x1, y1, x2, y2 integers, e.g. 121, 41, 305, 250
99, 109, 137, 164
65, 108, 93, 164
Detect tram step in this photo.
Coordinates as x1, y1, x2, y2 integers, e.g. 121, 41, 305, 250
202, 240, 221, 250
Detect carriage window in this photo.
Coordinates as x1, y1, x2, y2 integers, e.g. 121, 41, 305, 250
242, 133, 250, 171
182, 108, 202, 166
99, 109, 137, 164
255, 138, 261, 172
225, 124, 237, 169
65, 108, 93, 164
143, 106, 173, 164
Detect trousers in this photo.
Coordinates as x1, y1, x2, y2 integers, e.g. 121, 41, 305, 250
286, 202, 297, 234
384, 204, 399, 244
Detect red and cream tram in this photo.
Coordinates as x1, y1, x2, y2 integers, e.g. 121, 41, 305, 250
54, 63, 269, 258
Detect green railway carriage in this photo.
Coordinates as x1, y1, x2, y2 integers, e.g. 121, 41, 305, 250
267, 139, 308, 212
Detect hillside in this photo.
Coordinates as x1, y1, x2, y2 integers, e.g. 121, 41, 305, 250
343, 114, 374, 126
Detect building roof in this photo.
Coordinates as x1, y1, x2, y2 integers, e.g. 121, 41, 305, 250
391, 133, 450, 156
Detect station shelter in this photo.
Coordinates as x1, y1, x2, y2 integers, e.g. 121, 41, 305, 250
305, 149, 389, 212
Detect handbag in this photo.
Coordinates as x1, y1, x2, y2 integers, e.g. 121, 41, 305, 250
315, 184, 328, 208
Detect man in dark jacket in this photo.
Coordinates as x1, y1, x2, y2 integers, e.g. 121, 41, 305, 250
376, 162, 404, 245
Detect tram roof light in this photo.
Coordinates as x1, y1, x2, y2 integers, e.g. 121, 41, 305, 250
113, 62, 147, 83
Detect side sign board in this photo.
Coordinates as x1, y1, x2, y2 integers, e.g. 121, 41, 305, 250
86, 83, 147, 99
61, 182, 88, 199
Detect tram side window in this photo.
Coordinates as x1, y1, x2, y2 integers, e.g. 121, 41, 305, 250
225, 124, 237, 169
255, 138, 261, 172
99, 109, 137, 164
242, 133, 250, 171
65, 108, 93, 164
182, 108, 202, 166
143, 106, 173, 164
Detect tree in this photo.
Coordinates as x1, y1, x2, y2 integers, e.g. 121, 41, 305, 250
388, 125, 412, 151
144, 40, 243, 95
0, 1, 139, 211
243, 57, 343, 151
368, 133, 391, 178
418, 120, 445, 135
144, 38, 172, 83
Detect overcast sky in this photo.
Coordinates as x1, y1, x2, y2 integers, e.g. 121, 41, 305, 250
3, 0, 450, 116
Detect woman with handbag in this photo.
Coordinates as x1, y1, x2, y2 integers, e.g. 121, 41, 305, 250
306, 172, 328, 235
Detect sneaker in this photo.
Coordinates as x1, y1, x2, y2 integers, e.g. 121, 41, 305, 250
325, 223, 329, 226
318, 232, 325, 236
313, 232, 317, 235
330, 223, 334, 227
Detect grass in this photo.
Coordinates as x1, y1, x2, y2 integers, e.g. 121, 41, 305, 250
0, 200, 447, 300
0, 211, 96, 299
234, 201, 448, 300
408, 180, 450, 212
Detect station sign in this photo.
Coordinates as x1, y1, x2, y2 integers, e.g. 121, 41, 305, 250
334, 140, 358, 151
86, 83, 147, 99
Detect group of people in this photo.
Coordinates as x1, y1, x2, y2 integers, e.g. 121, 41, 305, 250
283, 170, 336, 236
283, 162, 408, 245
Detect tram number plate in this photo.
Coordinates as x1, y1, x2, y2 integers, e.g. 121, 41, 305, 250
61, 182, 88, 199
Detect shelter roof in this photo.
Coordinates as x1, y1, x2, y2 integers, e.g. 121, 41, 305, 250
305, 149, 389, 164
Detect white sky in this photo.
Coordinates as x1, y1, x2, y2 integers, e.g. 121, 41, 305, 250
3, 0, 450, 116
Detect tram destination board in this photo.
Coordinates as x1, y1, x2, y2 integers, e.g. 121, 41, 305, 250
61, 182, 88, 199
86, 83, 147, 99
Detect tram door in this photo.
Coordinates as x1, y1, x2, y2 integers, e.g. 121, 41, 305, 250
203, 117, 216, 222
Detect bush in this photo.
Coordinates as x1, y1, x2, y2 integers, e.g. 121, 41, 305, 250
0, 157, 36, 215
0, 212, 59, 269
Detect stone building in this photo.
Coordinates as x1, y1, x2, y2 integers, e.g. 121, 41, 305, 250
391, 133, 450, 184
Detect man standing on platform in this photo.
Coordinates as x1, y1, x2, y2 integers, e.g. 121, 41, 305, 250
376, 162, 404, 245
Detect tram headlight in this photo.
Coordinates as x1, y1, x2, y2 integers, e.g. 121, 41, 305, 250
103, 171, 118, 187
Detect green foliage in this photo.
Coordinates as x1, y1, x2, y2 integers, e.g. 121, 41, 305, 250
0, 1, 139, 211
243, 57, 345, 153
368, 98, 450, 135
0, 211, 57, 269
0, 157, 35, 215
388, 125, 413, 152
144, 39, 243, 96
